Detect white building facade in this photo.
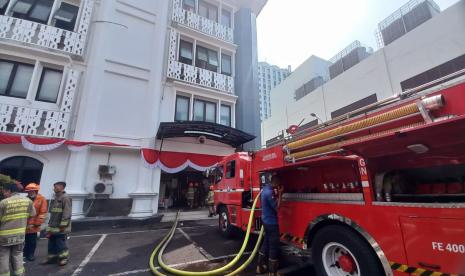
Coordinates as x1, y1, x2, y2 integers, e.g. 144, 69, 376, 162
258, 62, 290, 120
262, 0, 465, 146
0, 0, 266, 218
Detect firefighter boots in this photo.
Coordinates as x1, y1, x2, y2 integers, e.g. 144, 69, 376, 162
58, 258, 68, 266
40, 256, 57, 265
256, 252, 268, 274
268, 259, 280, 276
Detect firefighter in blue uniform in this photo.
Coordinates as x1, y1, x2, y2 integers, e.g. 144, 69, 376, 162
256, 174, 283, 275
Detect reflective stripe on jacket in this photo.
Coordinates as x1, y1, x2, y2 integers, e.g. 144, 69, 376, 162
206, 191, 214, 205
0, 194, 35, 246
26, 194, 48, 234
47, 192, 72, 234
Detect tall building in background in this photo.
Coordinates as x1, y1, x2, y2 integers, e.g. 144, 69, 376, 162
263, 0, 465, 146
0, 0, 266, 219
258, 62, 291, 120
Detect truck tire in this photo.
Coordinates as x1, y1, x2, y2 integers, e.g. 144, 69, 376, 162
218, 206, 234, 238
312, 225, 384, 276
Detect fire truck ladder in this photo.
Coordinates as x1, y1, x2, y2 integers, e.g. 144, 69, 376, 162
281, 69, 465, 162
283, 94, 444, 162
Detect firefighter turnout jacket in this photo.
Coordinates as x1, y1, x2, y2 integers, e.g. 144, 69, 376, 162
0, 194, 36, 246
206, 191, 214, 205
47, 192, 72, 234
27, 194, 48, 234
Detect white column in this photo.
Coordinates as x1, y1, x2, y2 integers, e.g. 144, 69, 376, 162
189, 93, 194, 120
217, 99, 221, 124
64, 147, 90, 219
129, 140, 159, 217
151, 168, 161, 213
231, 102, 236, 128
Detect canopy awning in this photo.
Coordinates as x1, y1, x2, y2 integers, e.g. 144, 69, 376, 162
157, 121, 255, 148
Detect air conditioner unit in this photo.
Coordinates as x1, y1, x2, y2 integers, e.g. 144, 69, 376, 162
93, 181, 114, 195
98, 165, 116, 176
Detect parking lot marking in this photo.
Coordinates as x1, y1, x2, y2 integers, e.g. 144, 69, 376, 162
109, 252, 253, 276
71, 234, 107, 276
177, 228, 214, 260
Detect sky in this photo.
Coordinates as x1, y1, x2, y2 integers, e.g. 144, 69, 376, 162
256, 0, 459, 70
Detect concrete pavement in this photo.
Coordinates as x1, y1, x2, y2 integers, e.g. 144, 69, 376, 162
24, 218, 315, 275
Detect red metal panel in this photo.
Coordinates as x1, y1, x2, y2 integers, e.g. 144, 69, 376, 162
253, 146, 284, 173
400, 216, 465, 274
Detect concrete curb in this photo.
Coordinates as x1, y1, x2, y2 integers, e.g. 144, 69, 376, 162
72, 214, 164, 231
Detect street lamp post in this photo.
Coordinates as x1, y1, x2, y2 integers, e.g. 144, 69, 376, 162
310, 113, 323, 124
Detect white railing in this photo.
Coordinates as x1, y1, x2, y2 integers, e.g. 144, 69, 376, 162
0, 69, 81, 138
0, 0, 94, 57
167, 60, 234, 94
172, 0, 233, 43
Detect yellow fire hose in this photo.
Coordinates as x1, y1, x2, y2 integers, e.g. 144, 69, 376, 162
150, 191, 264, 275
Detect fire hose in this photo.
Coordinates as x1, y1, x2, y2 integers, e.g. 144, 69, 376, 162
149, 190, 264, 275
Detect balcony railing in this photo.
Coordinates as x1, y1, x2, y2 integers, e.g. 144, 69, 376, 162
0, 0, 94, 57
167, 30, 234, 94
167, 60, 234, 94
0, 69, 81, 138
172, 0, 233, 43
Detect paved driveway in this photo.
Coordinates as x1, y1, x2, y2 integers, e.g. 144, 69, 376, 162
25, 219, 314, 275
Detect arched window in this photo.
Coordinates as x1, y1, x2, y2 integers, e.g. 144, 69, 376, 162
0, 156, 43, 187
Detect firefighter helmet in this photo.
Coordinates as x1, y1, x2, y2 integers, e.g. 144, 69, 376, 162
25, 183, 40, 192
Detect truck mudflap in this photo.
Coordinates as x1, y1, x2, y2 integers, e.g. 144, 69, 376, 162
389, 261, 465, 276
399, 216, 465, 275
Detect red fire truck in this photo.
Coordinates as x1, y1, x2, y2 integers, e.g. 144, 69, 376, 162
209, 77, 465, 276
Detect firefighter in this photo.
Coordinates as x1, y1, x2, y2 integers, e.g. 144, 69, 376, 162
206, 185, 215, 217
256, 175, 283, 276
193, 182, 199, 208
23, 183, 48, 262
187, 182, 195, 209
42, 181, 72, 266
0, 183, 35, 276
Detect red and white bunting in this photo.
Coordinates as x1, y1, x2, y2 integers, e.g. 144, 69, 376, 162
140, 149, 221, 173
21, 136, 65, 152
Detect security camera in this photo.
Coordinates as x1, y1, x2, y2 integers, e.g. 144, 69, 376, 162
198, 135, 206, 144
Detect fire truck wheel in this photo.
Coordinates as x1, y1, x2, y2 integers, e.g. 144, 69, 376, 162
218, 206, 233, 238
312, 225, 384, 276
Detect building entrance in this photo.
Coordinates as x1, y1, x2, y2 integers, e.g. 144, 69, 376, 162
0, 156, 43, 188
159, 168, 210, 210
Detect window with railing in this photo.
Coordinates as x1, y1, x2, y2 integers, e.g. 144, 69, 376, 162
6, 0, 79, 29
175, 95, 190, 121
221, 8, 231, 28
0, 0, 9, 14
53, 2, 79, 31
221, 54, 231, 76
179, 40, 194, 65
0, 58, 64, 103
182, 0, 195, 12
168, 30, 235, 94
36, 68, 63, 103
11, 0, 54, 24
196, 45, 218, 72
0, 59, 34, 99
199, 0, 217, 22
194, 98, 216, 123
220, 104, 231, 126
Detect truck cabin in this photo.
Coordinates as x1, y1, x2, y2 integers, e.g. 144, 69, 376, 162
206, 152, 253, 190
